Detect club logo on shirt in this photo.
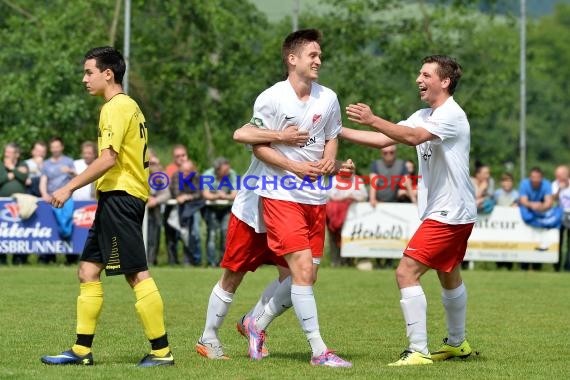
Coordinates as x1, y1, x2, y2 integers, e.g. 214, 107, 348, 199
251, 117, 264, 127
312, 114, 322, 124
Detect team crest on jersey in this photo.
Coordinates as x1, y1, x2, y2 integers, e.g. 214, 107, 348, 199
312, 114, 322, 124
251, 117, 264, 127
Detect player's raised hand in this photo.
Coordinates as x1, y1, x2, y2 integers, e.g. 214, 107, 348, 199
279, 125, 309, 146
346, 103, 376, 126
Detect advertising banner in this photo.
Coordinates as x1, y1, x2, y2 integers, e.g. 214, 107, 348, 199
341, 203, 559, 263
0, 198, 96, 254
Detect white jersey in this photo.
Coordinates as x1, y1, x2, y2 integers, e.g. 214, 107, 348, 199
252, 80, 342, 205
398, 96, 477, 224
231, 155, 266, 233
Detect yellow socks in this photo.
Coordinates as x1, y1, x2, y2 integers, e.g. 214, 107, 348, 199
73, 281, 104, 355
134, 278, 170, 355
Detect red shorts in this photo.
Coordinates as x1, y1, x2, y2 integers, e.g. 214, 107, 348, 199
403, 219, 474, 272
220, 213, 288, 272
261, 198, 326, 257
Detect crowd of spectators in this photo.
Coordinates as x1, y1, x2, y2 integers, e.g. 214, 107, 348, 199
1, 140, 568, 272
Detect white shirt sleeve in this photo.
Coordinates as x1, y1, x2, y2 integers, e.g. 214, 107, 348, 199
251, 90, 275, 131
324, 98, 342, 140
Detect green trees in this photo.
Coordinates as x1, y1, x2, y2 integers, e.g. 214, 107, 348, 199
1, 0, 568, 178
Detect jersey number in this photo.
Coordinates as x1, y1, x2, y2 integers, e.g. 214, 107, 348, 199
139, 122, 149, 169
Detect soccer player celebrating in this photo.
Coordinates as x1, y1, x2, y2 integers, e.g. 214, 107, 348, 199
247, 29, 352, 368
343, 55, 477, 366
41, 47, 173, 367
196, 123, 355, 360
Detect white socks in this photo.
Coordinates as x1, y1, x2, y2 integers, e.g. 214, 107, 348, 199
399, 285, 428, 355
201, 283, 233, 343
291, 284, 327, 357
255, 277, 292, 330
250, 279, 280, 318
441, 283, 467, 346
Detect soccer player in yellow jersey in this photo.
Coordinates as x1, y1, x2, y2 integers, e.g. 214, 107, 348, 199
41, 46, 173, 367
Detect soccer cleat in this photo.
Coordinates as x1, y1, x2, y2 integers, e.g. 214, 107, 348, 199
388, 350, 433, 366
137, 351, 174, 367
237, 314, 269, 358
310, 350, 352, 368
195, 340, 229, 360
431, 338, 472, 361
41, 349, 94, 366
244, 313, 266, 360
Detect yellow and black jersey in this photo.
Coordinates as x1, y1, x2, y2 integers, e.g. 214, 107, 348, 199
97, 93, 150, 201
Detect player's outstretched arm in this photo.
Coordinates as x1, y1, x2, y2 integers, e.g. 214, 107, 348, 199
346, 103, 435, 146
233, 123, 309, 146
340, 127, 397, 149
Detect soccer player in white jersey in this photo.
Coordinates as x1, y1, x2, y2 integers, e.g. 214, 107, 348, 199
195, 123, 355, 360
343, 55, 477, 366
195, 125, 309, 359
247, 29, 352, 368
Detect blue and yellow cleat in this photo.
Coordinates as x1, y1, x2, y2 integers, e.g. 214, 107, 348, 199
137, 352, 174, 367
41, 350, 94, 365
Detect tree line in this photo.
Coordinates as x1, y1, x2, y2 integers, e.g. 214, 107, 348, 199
1, 0, 568, 180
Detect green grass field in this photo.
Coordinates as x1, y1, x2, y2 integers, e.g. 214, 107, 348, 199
1, 265, 569, 379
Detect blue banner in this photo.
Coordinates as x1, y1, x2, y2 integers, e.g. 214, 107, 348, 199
0, 198, 96, 254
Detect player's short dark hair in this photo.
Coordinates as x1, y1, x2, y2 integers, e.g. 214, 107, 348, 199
281, 29, 322, 68
422, 55, 462, 95
84, 46, 126, 85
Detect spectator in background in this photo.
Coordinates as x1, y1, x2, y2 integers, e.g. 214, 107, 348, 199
163, 144, 204, 265
552, 165, 570, 272
146, 149, 170, 266
493, 172, 519, 270
39, 137, 76, 265
25, 140, 47, 197
493, 172, 519, 207
170, 159, 204, 266
519, 167, 562, 271
72, 141, 97, 201
0, 143, 29, 265
326, 171, 367, 267
402, 159, 418, 203
165, 144, 188, 178
471, 164, 495, 214
202, 157, 237, 267
367, 146, 415, 269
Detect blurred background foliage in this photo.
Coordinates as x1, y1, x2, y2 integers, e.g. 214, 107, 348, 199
1, 0, 569, 179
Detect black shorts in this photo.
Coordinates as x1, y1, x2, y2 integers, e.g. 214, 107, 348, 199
81, 191, 148, 276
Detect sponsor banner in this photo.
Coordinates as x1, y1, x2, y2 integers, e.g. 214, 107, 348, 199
0, 198, 96, 254
341, 203, 559, 263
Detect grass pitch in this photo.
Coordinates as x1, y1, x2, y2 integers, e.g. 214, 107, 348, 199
1, 265, 568, 379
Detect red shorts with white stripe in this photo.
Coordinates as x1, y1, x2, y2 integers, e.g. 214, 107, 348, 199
403, 219, 474, 273
220, 213, 288, 272
261, 198, 325, 257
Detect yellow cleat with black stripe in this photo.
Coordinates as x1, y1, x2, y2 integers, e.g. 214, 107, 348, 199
431, 338, 472, 361
388, 350, 433, 366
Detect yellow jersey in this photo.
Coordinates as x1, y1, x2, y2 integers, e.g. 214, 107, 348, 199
96, 93, 150, 201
